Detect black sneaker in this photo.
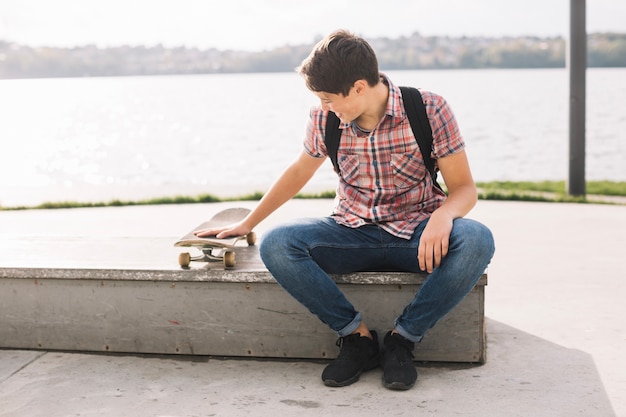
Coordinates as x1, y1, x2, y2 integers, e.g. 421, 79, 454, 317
381, 331, 417, 390
322, 331, 380, 387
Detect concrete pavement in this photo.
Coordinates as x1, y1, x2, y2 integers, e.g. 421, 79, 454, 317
0, 199, 624, 416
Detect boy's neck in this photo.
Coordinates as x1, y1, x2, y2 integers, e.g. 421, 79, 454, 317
355, 81, 389, 131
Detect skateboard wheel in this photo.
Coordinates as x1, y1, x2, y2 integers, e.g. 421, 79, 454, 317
178, 252, 191, 268
223, 250, 236, 268
246, 231, 256, 246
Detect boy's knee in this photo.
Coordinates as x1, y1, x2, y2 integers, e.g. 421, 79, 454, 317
259, 225, 292, 264
453, 219, 495, 258
259, 228, 279, 262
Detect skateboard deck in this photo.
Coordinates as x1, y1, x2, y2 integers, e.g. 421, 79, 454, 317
174, 207, 255, 268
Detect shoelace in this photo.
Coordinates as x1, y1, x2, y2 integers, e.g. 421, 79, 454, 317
386, 336, 414, 364
335, 334, 363, 358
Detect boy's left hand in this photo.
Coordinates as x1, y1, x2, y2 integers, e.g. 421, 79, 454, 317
417, 210, 453, 273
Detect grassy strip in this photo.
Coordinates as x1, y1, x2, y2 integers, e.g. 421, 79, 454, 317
475, 180, 626, 196
475, 180, 626, 204
1, 181, 624, 211
477, 191, 589, 204
0, 190, 338, 211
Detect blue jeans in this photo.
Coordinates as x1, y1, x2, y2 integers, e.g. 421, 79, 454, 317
259, 216, 495, 343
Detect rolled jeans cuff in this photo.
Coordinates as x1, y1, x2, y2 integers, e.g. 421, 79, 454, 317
336, 312, 362, 337
393, 321, 425, 344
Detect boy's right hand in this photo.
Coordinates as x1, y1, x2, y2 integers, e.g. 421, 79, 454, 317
194, 222, 251, 239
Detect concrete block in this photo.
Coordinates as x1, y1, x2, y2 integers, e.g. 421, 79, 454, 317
0, 247, 487, 362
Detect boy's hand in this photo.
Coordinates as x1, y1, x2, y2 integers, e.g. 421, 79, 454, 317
194, 222, 251, 239
417, 210, 453, 273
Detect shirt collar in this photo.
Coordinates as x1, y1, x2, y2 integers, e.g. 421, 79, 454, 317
381, 73, 405, 125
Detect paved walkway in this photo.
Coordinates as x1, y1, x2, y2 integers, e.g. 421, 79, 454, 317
0, 199, 624, 416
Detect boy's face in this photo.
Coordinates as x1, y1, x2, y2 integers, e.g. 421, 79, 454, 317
314, 85, 362, 124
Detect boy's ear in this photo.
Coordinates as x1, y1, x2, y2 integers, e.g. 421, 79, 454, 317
353, 79, 368, 95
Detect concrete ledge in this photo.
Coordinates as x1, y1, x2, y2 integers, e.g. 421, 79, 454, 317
0, 249, 487, 363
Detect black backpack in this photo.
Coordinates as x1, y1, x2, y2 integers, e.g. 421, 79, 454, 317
324, 86, 442, 191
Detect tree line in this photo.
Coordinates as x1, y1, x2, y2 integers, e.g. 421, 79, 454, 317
0, 32, 624, 79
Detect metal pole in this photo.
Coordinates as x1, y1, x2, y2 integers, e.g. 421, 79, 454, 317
568, 0, 586, 196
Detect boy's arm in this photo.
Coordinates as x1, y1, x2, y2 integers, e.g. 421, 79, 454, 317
195, 150, 325, 238
417, 150, 478, 272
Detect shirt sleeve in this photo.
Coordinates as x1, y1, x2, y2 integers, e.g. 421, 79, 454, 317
303, 106, 329, 159
422, 91, 465, 159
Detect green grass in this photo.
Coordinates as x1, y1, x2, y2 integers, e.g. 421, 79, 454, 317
1, 181, 625, 211
475, 180, 626, 204
475, 180, 626, 196
0, 190, 338, 211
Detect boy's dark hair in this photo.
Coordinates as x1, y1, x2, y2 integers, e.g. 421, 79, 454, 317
297, 30, 380, 96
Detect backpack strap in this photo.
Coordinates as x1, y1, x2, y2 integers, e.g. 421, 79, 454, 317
399, 86, 441, 191
324, 86, 441, 189
324, 110, 342, 173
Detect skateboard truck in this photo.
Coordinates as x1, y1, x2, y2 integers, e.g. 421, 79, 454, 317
177, 232, 256, 268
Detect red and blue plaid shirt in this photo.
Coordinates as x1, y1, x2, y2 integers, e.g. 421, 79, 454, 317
304, 74, 465, 239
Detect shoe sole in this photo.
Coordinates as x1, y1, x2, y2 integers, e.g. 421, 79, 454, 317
323, 372, 361, 387
383, 380, 415, 390
323, 358, 380, 387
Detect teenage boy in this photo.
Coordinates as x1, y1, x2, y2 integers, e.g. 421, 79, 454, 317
196, 29, 495, 390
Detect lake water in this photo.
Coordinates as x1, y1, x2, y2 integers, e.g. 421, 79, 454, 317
1, 68, 625, 206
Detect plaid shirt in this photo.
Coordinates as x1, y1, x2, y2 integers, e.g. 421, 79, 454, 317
304, 74, 465, 239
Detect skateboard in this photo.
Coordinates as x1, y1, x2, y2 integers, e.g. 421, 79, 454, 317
174, 207, 256, 268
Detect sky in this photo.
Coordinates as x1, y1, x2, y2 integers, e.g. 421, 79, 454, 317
0, 0, 624, 51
